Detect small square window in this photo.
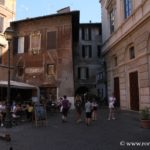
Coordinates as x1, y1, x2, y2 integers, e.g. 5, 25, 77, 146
47, 64, 55, 75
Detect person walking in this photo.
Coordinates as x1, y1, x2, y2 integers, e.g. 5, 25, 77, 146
85, 99, 92, 126
61, 95, 70, 122
108, 93, 116, 120
91, 99, 98, 121
74, 95, 82, 123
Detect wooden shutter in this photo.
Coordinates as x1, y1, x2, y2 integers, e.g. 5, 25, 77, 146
24, 36, 30, 53
47, 31, 56, 50
13, 37, 18, 55
88, 28, 91, 40
82, 45, 85, 58
89, 45, 92, 58
78, 68, 81, 79
86, 68, 89, 79
81, 28, 85, 40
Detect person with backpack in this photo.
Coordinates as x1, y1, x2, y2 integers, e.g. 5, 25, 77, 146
61, 95, 70, 122
74, 95, 82, 123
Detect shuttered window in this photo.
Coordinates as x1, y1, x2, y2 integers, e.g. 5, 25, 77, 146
18, 37, 24, 53
24, 36, 30, 53
82, 45, 92, 58
81, 27, 91, 41
47, 31, 56, 50
13, 37, 18, 55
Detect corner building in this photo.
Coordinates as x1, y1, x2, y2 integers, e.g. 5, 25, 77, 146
11, 11, 79, 103
100, 0, 150, 110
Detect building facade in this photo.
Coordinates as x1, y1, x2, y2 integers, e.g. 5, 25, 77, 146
74, 23, 103, 98
11, 11, 79, 103
0, 0, 16, 80
100, 0, 150, 110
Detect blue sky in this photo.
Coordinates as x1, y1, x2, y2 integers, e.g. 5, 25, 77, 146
16, 0, 101, 23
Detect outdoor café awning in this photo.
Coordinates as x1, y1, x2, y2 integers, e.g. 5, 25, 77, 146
0, 80, 40, 101
0, 80, 37, 89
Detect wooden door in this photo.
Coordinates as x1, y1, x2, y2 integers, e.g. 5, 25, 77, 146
114, 77, 120, 107
129, 71, 139, 111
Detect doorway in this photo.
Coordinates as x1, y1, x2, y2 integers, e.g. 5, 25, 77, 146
114, 77, 120, 107
129, 71, 139, 111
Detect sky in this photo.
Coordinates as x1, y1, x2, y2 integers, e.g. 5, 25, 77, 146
16, 0, 101, 23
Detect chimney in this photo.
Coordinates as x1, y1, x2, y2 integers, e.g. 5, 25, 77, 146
57, 7, 70, 14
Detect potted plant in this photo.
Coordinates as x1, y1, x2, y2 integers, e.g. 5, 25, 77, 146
140, 107, 150, 129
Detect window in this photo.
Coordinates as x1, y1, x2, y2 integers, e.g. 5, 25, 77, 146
47, 64, 55, 75
114, 56, 118, 66
82, 27, 91, 40
0, 47, 2, 64
110, 8, 115, 33
97, 45, 101, 58
124, 0, 132, 18
82, 45, 92, 58
0, 16, 4, 32
78, 67, 89, 80
129, 46, 135, 59
24, 36, 30, 53
97, 72, 103, 81
18, 37, 24, 53
47, 31, 56, 50
30, 32, 41, 54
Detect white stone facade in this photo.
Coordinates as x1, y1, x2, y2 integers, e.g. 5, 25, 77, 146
101, 0, 150, 110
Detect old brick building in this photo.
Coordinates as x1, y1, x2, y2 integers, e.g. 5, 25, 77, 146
11, 11, 79, 102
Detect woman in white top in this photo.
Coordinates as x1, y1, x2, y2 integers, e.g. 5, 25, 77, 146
108, 93, 116, 120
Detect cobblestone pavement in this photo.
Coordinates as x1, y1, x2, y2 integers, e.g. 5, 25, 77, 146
0, 109, 150, 150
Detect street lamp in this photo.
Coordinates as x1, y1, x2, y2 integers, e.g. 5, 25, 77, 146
4, 26, 15, 128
